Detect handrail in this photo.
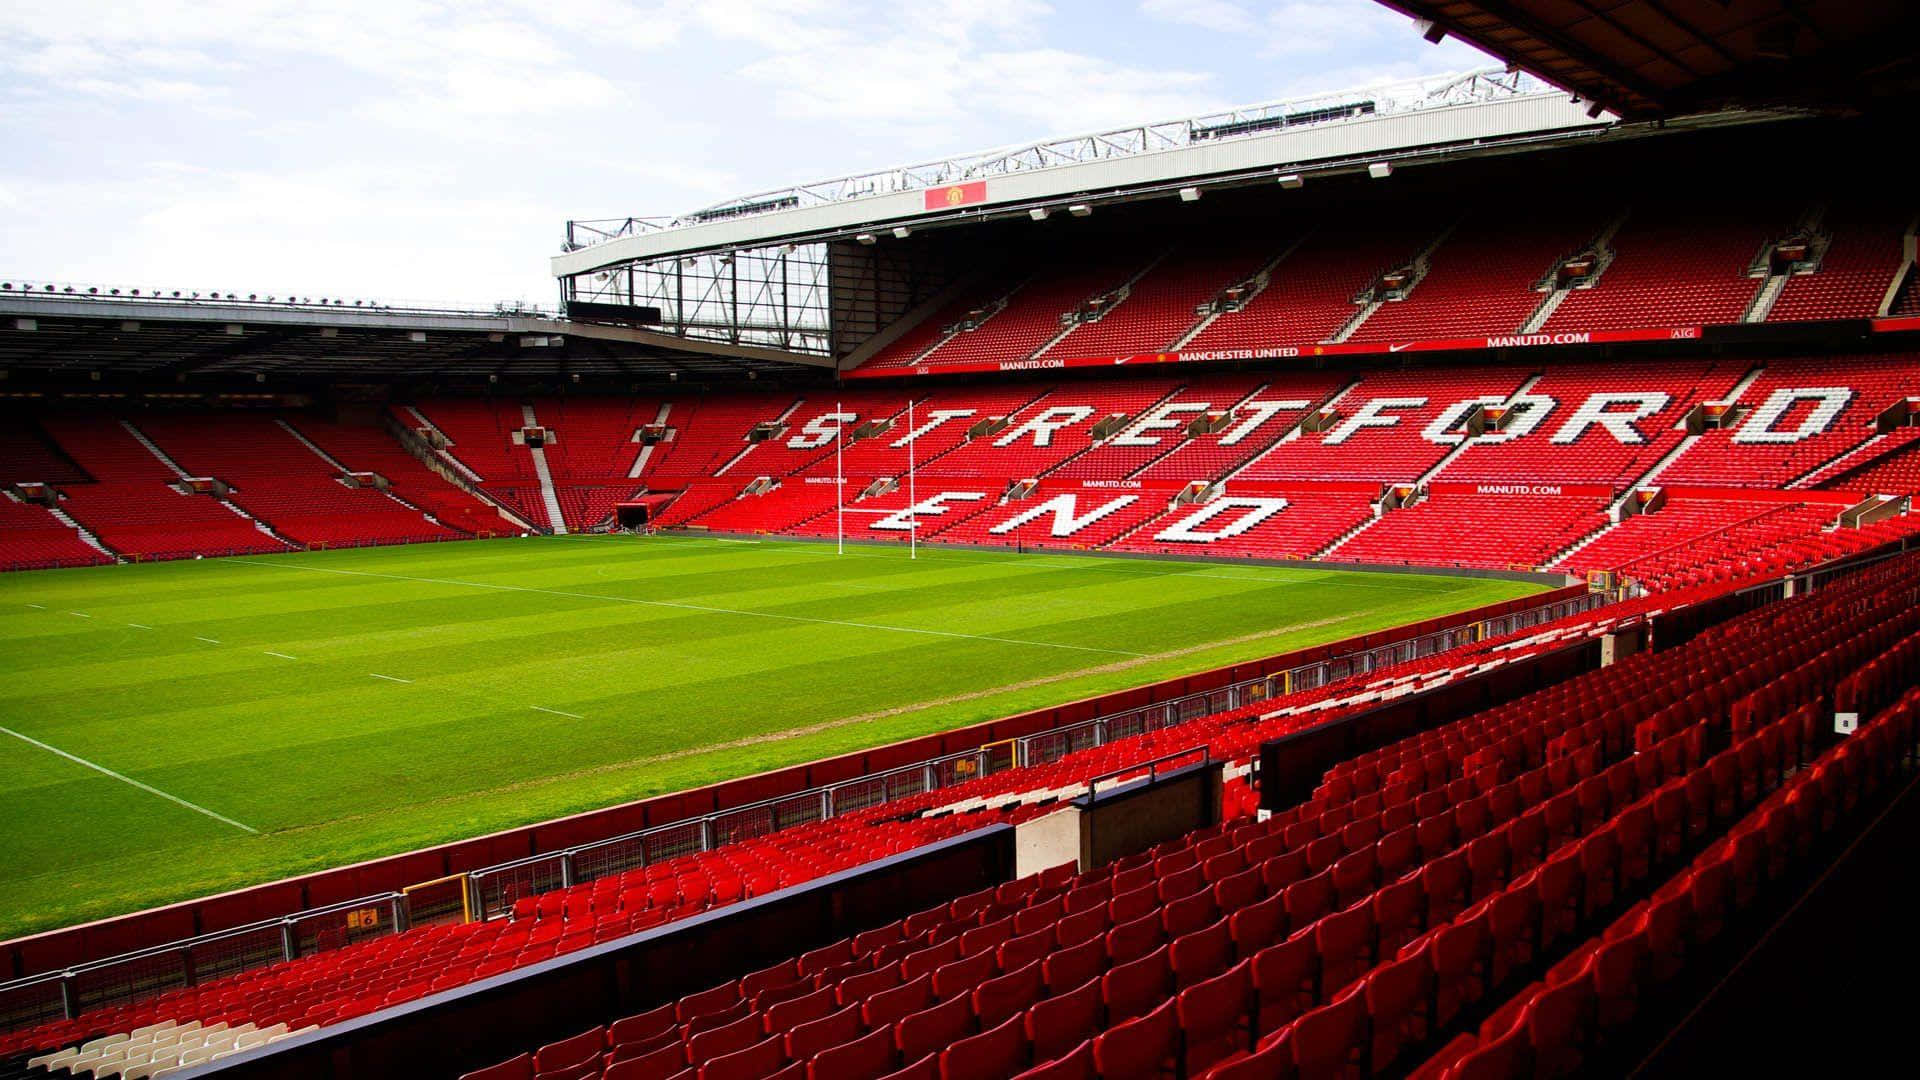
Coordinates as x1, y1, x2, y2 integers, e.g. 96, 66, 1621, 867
1085, 747, 1212, 798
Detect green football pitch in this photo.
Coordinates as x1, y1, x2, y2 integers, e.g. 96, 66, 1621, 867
0, 535, 1544, 941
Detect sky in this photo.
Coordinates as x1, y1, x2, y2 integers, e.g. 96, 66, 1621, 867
1, 1, 1492, 310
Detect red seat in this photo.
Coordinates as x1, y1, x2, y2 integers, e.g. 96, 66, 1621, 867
688, 1013, 763, 1068
974, 960, 1045, 1028
1315, 902, 1376, 996
461, 1054, 532, 1080
1252, 930, 1319, 1037
534, 1026, 604, 1075
1102, 944, 1171, 1024
865, 974, 935, 1029
606, 1041, 686, 1080
1526, 972, 1596, 1078
1288, 986, 1367, 1080
1026, 973, 1104, 1062
1107, 912, 1166, 966
809, 1025, 897, 1080
787, 1004, 866, 1062
1176, 958, 1252, 1075
1044, 937, 1109, 995
699, 1036, 787, 1080
881, 1052, 939, 1080
1170, 920, 1234, 988
939, 1014, 1030, 1080
895, 995, 974, 1064
1430, 913, 1491, 1027
931, 951, 996, 1003
1012, 1040, 1094, 1080
1091, 997, 1178, 1080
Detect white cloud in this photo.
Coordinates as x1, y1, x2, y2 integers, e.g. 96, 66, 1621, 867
1139, 0, 1256, 34
0, 1, 1494, 305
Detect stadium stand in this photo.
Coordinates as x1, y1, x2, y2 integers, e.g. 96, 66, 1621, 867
1658, 355, 1920, 488
1332, 494, 1608, 572
1764, 205, 1913, 323
0, 421, 90, 485
1344, 206, 1603, 344
133, 414, 460, 549
8, 348, 1917, 577
37, 416, 293, 561
1233, 368, 1531, 484
913, 249, 1161, 369
287, 416, 507, 537
1107, 486, 1378, 563
534, 397, 655, 531
1180, 224, 1414, 354
1428, 358, 1744, 486
1044, 239, 1277, 359
1132, 375, 1350, 485
1535, 198, 1791, 333
434, 551, 1920, 1080
0, 496, 113, 571
408, 400, 555, 530
643, 395, 800, 487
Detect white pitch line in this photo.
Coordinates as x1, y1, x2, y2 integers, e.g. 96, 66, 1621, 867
0, 724, 258, 835
195, 636, 221, 645
70, 612, 91, 619
370, 673, 413, 684
531, 706, 585, 720
264, 651, 298, 661
235, 561, 1142, 657
128, 623, 154, 630
25, 603, 45, 609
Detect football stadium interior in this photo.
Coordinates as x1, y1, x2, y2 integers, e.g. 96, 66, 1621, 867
3, 1, 1920, 1078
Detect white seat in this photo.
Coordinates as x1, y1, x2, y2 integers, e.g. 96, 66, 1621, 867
28, 1048, 78, 1070
131, 1021, 178, 1038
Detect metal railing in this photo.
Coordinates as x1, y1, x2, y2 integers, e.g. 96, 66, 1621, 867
0, 584, 1613, 1031
1085, 747, 1213, 798
0, 895, 403, 1033
1016, 590, 1612, 770
0, 278, 551, 318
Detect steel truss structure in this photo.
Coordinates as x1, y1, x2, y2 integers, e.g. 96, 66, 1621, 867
564, 243, 833, 355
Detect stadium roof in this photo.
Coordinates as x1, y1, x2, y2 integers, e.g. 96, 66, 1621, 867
0, 285, 829, 386
552, 68, 1603, 275
1378, 0, 1920, 119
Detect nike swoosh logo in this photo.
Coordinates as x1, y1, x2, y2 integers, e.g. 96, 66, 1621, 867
1389, 343, 1412, 352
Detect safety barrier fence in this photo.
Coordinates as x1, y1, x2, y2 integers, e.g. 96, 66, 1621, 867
0, 584, 1613, 1030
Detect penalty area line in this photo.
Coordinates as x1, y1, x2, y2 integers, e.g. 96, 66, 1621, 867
0, 724, 259, 835
195, 637, 221, 645
531, 706, 585, 720
25, 603, 46, 609
264, 651, 298, 661
370, 673, 413, 684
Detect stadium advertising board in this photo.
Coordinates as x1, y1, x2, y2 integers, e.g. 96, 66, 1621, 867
849, 324, 1707, 378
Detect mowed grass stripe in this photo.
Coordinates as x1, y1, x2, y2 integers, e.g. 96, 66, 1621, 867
0, 536, 1542, 939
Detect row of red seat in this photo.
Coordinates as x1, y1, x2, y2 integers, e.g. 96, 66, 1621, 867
857, 197, 1906, 374
1420, 689, 1918, 1078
